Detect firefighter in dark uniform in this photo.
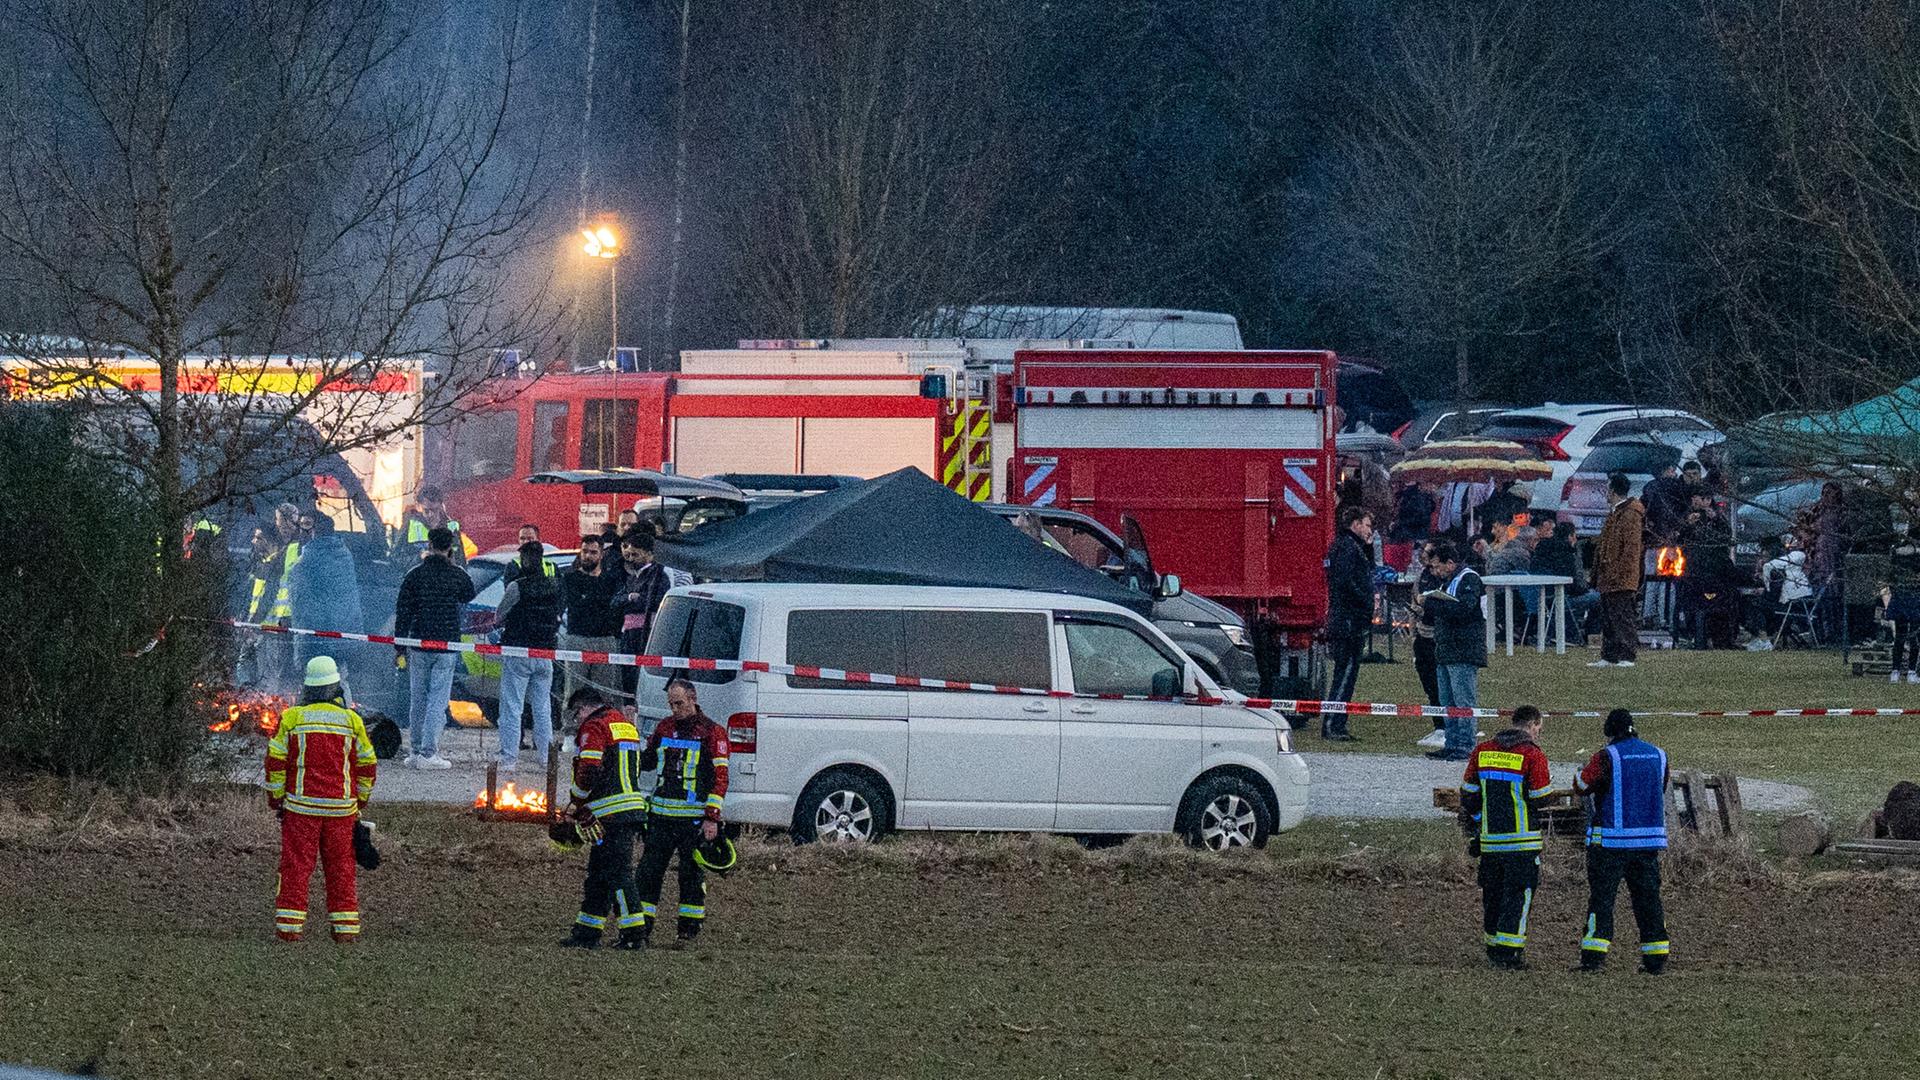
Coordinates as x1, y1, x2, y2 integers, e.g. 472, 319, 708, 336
561, 688, 653, 950
1574, 708, 1671, 973
1460, 704, 1554, 970
632, 677, 730, 946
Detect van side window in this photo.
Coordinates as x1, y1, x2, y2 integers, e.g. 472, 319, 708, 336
645, 596, 745, 685
786, 610, 904, 689
904, 610, 1051, 691
1062, 620, 1181, 697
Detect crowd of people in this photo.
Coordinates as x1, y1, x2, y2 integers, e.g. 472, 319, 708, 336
232, 486, 688, 775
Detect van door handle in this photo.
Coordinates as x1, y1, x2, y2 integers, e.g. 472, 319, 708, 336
1022, 702, 1050, 714
1069, 703, 1096, 715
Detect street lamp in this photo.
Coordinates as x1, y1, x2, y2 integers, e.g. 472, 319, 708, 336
581, 225, 622, 367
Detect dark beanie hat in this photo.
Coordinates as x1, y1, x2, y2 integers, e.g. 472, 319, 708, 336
1604, 708, 1636, 740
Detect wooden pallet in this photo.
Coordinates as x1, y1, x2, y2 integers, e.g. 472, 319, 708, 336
1433, 787, 1589, 837
1668, 770, 1744, 838
1831, 838, 1920, 864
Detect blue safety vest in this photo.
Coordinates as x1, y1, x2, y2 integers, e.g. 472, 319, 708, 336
1587, 738, 1669, 850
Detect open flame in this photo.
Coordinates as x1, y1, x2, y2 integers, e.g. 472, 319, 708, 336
474, 783, 550, 814
1655, 546, 1687, 578
208, 693, 286, 736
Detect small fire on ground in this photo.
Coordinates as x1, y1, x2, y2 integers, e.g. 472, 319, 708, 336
474, 783, 549, 814
208, 693, 287, 736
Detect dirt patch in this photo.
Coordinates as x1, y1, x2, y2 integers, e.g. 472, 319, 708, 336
2, 808, 1917, 1079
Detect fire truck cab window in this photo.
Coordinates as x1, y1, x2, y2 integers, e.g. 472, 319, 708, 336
1061, 619, 1182, 698
454, 409, 519, 482
582, 399, 637, 469
532, 400, 570, 472
644, 597, 745, 685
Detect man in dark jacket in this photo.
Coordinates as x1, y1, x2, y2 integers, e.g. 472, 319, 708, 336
1321, 507, 1376, 741
497, 541, 562, 771
393, 526, 477, 769
561, 535, 623, 709
1424, 539, 1486, 760
1640, 465, 1688, 547
612, 530, 671, 702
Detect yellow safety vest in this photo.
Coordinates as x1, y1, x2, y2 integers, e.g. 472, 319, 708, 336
405, 516, 462, 544
269, 542, 301, 620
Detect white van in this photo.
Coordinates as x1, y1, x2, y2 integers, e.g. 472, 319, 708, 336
635, 584, 1309, 849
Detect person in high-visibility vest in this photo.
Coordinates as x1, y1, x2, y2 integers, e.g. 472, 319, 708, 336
630, 677, 730, 947
1460, 705, 1553, 971
268, 503, 304, 622
252, 503, 305, 696
266, 656, 378, 943
401, 485, 465, 564
561, 687, 653, 949
1574, 709, 1671, 974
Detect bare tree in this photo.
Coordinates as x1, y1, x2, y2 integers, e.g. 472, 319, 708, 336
1300, 0, 1615, 401
1675, 0, 1920, 510
0, 0, 557, 574
703, 0, 1050, 338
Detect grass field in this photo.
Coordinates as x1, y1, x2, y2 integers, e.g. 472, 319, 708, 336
2, 801, 1918, 1080
1317, 647, 1920, 817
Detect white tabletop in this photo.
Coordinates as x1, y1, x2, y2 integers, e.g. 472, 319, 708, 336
1479, 574, 1573, 587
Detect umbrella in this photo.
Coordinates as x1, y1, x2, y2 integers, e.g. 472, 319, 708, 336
1390, 456, 1553, 484
1408, 438, 1538, 461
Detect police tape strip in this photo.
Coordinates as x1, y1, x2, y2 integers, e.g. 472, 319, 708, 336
227, 621, 1920, 721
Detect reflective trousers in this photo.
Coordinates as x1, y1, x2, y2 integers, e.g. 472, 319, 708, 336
575, 816, 644, 936
634, 814, 707, 932
1478, 850, 1539, 963
1582, 846, 1669, 967
275, 812, 359, 940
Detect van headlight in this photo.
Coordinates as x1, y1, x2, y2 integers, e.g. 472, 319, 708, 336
1219, 623, 1250, 649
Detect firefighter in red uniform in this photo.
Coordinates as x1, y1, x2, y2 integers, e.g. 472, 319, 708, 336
631, 677, 729, 946
1460, 704, 1553, 970
561, 687, 653, 949
266, 656, 378, 942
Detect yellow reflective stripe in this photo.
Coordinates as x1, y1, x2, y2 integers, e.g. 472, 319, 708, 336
294, 732, 308, 799
577, 750, 604, 762
607, 723, 638, 741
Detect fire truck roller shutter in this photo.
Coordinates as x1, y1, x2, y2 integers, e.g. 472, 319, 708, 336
1019, 407, 1322, 450
801, 418, 936, 478
673, 417, 797, 476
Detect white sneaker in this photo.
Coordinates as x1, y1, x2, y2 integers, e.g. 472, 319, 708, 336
1909, 671, 1920, 684
1615, 660, 1636, 668
1893, 670, 1903, 684
418, 754, 453, 771
402, 753, 422, 770
1416, 728, 1448, 748
1587, 660, 1614, 668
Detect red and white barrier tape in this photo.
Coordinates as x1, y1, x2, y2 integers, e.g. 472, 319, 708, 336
227, 621, 1920, 721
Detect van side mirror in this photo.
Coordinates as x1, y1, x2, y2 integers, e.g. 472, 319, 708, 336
1158, 573, 1182, 598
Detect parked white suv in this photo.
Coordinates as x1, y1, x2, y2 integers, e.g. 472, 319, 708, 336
1475, 405, 1718, 512
633, 583, 1309, 848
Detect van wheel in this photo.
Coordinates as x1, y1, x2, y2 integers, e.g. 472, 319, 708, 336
792, 770, 890, 845
1178, 775, 1273, 851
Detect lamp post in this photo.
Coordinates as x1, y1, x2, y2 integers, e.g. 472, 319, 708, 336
581, 225, 622, 366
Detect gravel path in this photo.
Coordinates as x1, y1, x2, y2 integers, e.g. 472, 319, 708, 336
1303, 750, 1813, 820
240, 729, 1816, 820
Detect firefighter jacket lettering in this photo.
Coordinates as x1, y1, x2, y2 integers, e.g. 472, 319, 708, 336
1576, 736, 1670, 850
1461, 727, 1553, 853
571, 705, 651, 821
641, 711, 729, 821
266, 702, 377, 817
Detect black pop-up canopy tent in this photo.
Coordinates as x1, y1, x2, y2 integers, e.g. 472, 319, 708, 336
652, 467, 1153, 614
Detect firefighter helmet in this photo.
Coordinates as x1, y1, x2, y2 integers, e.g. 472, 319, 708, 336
693, 834, 738, 875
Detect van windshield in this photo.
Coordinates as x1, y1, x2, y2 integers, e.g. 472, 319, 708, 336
644, 596, 745, 684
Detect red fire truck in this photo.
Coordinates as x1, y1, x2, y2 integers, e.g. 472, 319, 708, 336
428, 343, 1339, 695
1006, 350, 1338, 695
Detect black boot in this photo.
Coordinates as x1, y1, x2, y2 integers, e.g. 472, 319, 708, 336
614, 926, 650, 951
1575, 951, 1606, 973
1640, 955, 1668, 975
560, 925, 601, 949
675, 918, 702, 946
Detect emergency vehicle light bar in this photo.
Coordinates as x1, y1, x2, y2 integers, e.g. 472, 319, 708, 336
1014, 386, 1323, 408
